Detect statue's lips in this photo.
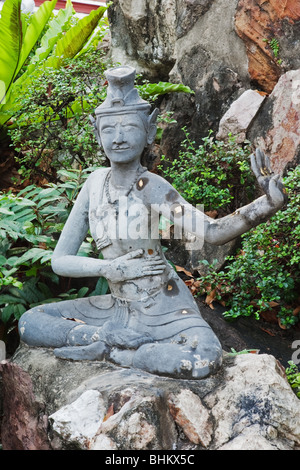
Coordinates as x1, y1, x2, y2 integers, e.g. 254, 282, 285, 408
112, 145, 130, 151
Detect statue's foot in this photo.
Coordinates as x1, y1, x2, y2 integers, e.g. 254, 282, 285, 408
98, 321, 153, 349
131, 342, 223, 379
54, 340, 109, 361
108, 339, 222, 379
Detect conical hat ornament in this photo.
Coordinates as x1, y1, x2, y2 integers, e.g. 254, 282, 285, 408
95, 66, 151, 117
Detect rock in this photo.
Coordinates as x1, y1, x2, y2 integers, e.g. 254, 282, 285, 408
0, 360, 50, 450
235, 0, 300, 94
168, 389, 213, 447
108, 0, 177, 80
1, 345, 300, 450
248, 69, 300, 174
49, 390, 106, 449
108, 0, 250, 156
217, 89, 266, 143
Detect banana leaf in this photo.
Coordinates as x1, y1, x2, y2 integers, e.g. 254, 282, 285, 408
23, 0, 74, 75
46, 5, 107, 66
0, 0, 23, 104
14, 0, 58, 79
0, 2, 107, 128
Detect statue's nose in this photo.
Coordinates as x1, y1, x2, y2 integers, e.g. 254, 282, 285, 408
113, 124, 125, 144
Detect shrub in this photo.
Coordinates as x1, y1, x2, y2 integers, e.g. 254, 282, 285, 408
286, 361, 300, 398
9, 48, 109, 183
158, 128, 256, 214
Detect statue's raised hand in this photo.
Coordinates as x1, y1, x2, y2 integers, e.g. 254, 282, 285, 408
250, 148, 287, 208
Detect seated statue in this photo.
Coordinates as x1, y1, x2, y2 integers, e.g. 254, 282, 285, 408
18, 66, 286, 379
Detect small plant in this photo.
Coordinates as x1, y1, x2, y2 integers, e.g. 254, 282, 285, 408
159, 128, 256, 213
286, 361, 300, 398
263, 37, 282, 65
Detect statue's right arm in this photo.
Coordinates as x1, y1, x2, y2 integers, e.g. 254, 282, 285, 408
51, 178, 107, 278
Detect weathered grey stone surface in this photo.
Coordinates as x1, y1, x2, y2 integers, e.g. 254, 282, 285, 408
248, 69, 300, 175
108, 0, 250, 155
217, 89, 266, 143
1, 345, 300, 450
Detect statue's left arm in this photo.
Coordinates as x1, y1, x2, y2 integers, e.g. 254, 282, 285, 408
203, 149, 286, 245
156, 149, 286, 246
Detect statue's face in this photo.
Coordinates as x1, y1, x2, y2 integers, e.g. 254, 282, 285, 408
98, 113, 147, 164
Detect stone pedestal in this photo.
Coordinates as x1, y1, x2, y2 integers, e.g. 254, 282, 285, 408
1, 345, 300, 450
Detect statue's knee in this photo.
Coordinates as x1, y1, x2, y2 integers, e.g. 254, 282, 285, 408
18, 307, 39, 340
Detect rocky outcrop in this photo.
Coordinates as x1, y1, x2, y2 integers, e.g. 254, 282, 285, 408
108, 0, 250, 157
248, 69, 300, 175
107, 0, 300, 165
1, 346, 300, 450
235, 0, 300, 94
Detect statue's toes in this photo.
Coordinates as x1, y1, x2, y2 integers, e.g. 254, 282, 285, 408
54, 341, 108, 361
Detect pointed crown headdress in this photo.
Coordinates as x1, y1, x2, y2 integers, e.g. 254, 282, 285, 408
95, 66, 151, 118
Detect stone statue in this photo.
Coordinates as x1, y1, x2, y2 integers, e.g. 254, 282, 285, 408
18, 66, 286, 379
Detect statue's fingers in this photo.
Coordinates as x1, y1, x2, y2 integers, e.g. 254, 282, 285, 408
269, 175, 285, 206
143, 269, 165, 276
145, 258, 165, 266
124, 249, 144, 260
255, 148, 264, 169
250, 152, 261, 179
263, 152, 273, 174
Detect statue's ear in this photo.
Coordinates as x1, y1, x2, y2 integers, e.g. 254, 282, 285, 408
147, 108, 159, 145
89, 115, 102, 147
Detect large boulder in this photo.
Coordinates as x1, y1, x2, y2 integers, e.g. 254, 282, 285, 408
108, 0, 250, 157
107, 0, 300, 164
248, 69, 300, 175
235, 0, 300, 94
1, 345, 300, 450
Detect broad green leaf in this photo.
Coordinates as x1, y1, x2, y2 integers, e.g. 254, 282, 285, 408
15, 0, 58, 78
15, 247, 52, 265
0, 0, 23, 103
17, 0, 73, 81
138, 82, 194, 101
0, 293, 26, 304
1, 304, 16, 322
49, 5, 107, 65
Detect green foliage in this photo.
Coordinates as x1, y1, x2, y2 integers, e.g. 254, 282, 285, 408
197, 166, 300, 328
9, 60, 196, 183
137, 81, 194, 103
0, 0, 108, 132
286, 361, 300, 398
263, 37, 282, 64
0, 167, 108, 336
159, 128, 256, 213
9, 48, 108, 182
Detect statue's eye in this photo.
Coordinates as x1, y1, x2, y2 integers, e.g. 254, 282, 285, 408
101, 127, 114, 134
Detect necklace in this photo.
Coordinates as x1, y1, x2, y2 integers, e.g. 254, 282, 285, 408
105, 166, 147, 205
